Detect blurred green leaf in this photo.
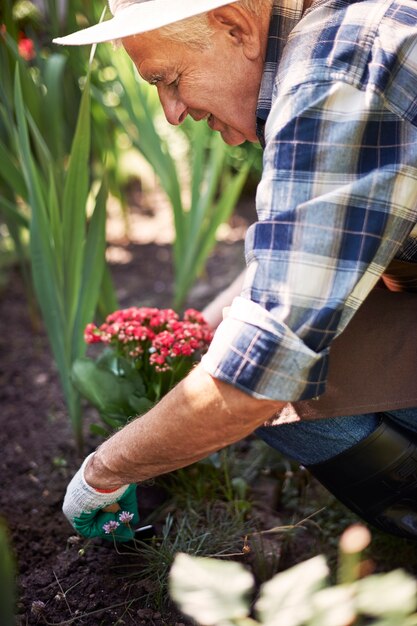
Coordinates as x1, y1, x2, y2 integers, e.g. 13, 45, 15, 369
26, 109, 53, 178
128, 395, 154, 415
309, 585, 356, 626
100, 413, 129, 429
0, 520, 16, 626
62, 73, 91, 332
71, 179, 108, 360
255, 555, 329, 626
356, 570, 417, 617
0, 195, 28, 228
42, 53, 67, 164
170, 553, 254, 626
0, 138, 27, 199
90, 423, 109, 437
14, 66, 68, 386
97, 263, 119, 319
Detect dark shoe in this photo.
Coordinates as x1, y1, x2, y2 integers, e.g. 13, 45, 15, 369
308, 415, 417, 539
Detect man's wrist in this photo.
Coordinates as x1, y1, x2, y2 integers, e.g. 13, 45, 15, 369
84, 451, 127, 492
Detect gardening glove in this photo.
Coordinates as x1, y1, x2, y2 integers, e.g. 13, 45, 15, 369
63, 453, 139, 542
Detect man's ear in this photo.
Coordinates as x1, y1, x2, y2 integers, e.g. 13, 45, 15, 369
207, 5, 261, 60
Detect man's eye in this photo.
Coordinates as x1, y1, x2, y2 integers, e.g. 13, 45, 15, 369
149, 75, 162, 85
168, 76, 180, 88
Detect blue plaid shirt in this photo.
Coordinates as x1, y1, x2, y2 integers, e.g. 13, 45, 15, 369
202, 0, 417, 402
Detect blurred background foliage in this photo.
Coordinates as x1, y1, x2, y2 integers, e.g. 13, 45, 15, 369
0, 0, 262, 446
0, 0, 262, 307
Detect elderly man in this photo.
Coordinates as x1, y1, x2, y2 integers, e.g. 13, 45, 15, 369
55, 0, 417, 540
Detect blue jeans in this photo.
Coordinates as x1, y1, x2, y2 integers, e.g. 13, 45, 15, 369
255, 407, 417, 465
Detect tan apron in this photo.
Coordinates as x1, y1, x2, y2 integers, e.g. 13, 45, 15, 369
275, 259, 417, 422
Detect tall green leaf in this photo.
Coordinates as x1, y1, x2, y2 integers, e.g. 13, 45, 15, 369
97, 263, 119, 320
47, 166, 63, 291
14, 68, 68, 385
62, 73, 91, 333
174, 151, 251, 308
71, 180, 108, 359
0, 195, 28, 228
0, 137, 27, 199
42, 53, 67, 164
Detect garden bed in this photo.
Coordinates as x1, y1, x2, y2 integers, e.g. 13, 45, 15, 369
0, 197, 255, 625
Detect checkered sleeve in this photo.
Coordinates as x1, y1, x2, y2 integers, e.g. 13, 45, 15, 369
202, 80, 417, 401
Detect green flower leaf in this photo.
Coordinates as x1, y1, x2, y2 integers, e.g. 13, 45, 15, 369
72, 357, 136, 415
89, 423, 109, 437
128, 395, 154, 416
96, 350, 146, 393
100, 413, 129, 429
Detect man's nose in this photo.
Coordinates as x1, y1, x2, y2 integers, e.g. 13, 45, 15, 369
158, 89, 188, 126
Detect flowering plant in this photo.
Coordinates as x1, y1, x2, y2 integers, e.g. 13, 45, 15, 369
72, 306, 213, 433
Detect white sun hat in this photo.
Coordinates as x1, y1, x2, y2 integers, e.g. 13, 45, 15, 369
53, 0, 237, 46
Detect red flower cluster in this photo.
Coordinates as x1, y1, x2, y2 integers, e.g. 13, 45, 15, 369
18, 33, 35, 61
85, 307, 213, 373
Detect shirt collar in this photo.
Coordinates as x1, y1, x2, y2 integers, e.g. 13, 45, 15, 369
256, 0, 305, 146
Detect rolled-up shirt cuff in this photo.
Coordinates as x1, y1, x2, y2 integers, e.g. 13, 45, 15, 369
201, 296, 329, 401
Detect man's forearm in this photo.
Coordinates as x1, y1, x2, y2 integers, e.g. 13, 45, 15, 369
85, 364, 284, 490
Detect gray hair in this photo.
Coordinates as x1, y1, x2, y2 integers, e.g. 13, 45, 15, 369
108, 0, 273, 49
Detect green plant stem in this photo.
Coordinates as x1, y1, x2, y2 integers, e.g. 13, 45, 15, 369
0, 521, 16, 626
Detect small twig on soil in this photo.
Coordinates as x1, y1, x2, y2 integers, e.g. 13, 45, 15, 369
42, 595, 144, 626
206, 535, 252, 558
205, 551, 248, 558
57, 575, 87, 596
112, 597, 138, 625
249, 506, 327, 536
52, 570, 73, 617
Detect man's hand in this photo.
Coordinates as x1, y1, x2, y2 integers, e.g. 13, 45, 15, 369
63, 454, 139, 542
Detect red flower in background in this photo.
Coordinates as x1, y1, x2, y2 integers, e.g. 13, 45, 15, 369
0, 25, 36, 61
18, 33, 35, 61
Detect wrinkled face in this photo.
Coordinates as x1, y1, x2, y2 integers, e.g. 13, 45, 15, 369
123, 23, 264, 145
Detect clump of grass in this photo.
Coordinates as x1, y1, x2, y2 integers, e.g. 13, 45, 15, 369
114, 502, 251, 610
160, 448, 252, 516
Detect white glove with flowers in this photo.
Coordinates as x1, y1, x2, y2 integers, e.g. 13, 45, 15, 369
63, 453, 139, 542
